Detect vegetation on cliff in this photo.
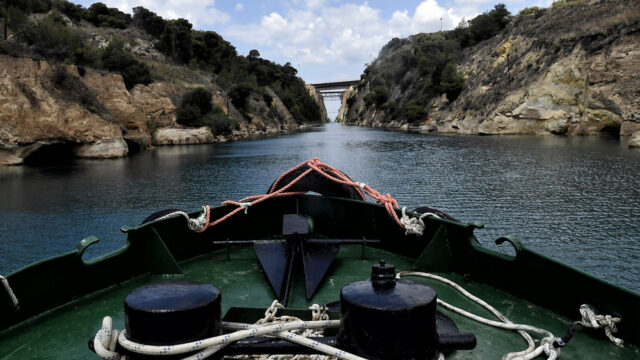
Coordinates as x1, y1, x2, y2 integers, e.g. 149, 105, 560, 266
0, 0, 323, 126
346, 4, 511, 125
341, 0, 640, 140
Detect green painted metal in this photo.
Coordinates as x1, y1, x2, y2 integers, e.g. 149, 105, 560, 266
413, 224, 451, 271
1, 194, 639, 359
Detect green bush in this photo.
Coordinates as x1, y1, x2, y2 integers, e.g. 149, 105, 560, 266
176, 87, 234, 132
405, 99, 427, 124
263, 93, 273, 107
180, 87, 213, 115
132, 6, 166, 38
519, 6, 541, 15
159, 18, 192, 64
101, 40, 152, 89
229, 84, 253, 110
176, 104, 202, 127
13, 12, 82, 61
364, 85, 390, 107
52, 0, 87, 22
439, 63, 465, 101
205, 108, 236, 135
87, 2, 131, 29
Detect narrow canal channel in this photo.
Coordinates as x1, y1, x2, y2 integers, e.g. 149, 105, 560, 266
1, 123, 639, 291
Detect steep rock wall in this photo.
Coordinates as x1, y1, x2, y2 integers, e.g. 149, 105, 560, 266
340, 0, 640, 146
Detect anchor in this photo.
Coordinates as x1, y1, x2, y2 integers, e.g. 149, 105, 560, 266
214, 214, 378, 306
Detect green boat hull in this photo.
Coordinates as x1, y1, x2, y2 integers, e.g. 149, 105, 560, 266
1, 194, 638, 359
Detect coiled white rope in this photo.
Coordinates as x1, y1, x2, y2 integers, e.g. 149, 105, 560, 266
93, 302, 364, 360
154, 206, 209, 231
398, 271, 562, 360
578, 304, 624, 347
400, 207, 440, 236
92, 276, 625, 360
0, 275, 19, 308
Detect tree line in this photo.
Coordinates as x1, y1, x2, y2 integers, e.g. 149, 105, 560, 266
0, 0, 322, 126
354, 4, 512, 124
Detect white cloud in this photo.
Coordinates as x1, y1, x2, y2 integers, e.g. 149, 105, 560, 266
102, 0, 230, 27
235, 3, 244, 12
227, 0, 477, 75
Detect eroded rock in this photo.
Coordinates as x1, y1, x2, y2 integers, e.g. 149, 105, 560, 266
73, 139, 129, 158
154, 127, 214, 145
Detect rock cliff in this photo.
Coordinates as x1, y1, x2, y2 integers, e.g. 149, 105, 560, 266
0, 52, 327, 165
339, 0, 640, 147
0, 10, 328, 165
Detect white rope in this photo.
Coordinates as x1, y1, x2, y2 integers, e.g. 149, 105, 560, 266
0, 275, 19, 308
239, 202, 252, 214
153, 206, 208, 231
578, 304, 624, 347
94, 301, 363, 360
92, 316, 124, 360
400, 207, 439, 236
397, 271, 558, 360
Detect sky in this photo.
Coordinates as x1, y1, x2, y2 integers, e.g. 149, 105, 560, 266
75, 0, 553, 118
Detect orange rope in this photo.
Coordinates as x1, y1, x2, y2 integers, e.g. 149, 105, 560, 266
196, 158, 405, 232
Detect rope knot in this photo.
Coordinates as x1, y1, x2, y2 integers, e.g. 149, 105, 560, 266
238, 202, 252, 214
377, 193, 398, 208
579, 304, 624, 347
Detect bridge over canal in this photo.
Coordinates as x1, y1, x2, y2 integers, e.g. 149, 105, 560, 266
311, 80, 359, 100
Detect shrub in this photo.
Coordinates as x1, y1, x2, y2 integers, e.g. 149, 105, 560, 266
52, 66, 68, 85
205, 108, 236, 135
132, 6, 166, 38
439, 63, 465, 101
519, 6, 541, 16
159, 18, 193, 64
101, 40, 152, 89
229, 84, 253, 110
13, 12, 82, 60
405, 99, 427, 124
176, 104, 202, 127
87, 2, 131, 29
52, 0, 87, 22
263, 93, 273, 107
345, 94, 356, 108
364, 85, 389, 107
180, 87, 213, 115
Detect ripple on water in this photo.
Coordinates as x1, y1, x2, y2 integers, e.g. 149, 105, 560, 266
0, 124, 639, 291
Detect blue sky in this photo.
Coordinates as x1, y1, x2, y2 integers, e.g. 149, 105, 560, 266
75, 0, 552, 118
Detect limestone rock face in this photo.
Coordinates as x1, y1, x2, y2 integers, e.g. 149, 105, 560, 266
342, 1, 640, 141
73, 139, 129, 158
629, 131, 640, 148
130, 84, 176, 128
306, 84, 329, 122
81, 70, 146, 131
154, 127, 214, 145
0, 56, 124, 163
621, 121, 640, 136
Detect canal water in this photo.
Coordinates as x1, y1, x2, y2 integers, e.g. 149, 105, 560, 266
1, 123, 639, 291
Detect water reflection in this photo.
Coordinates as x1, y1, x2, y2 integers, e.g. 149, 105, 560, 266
0, 123, 639, 291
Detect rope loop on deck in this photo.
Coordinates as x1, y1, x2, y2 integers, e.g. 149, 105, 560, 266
93, 302, 364, 360
578, 304, 623, 347
93, 316, 124, 360
153, 206, 210, 232
400, 207, 441, 236
0, 275, 19, 308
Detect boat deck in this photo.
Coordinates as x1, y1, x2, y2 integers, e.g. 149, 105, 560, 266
0, 245, 637, 359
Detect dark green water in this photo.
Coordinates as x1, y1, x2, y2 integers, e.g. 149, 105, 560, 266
1, 123, 639, 291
